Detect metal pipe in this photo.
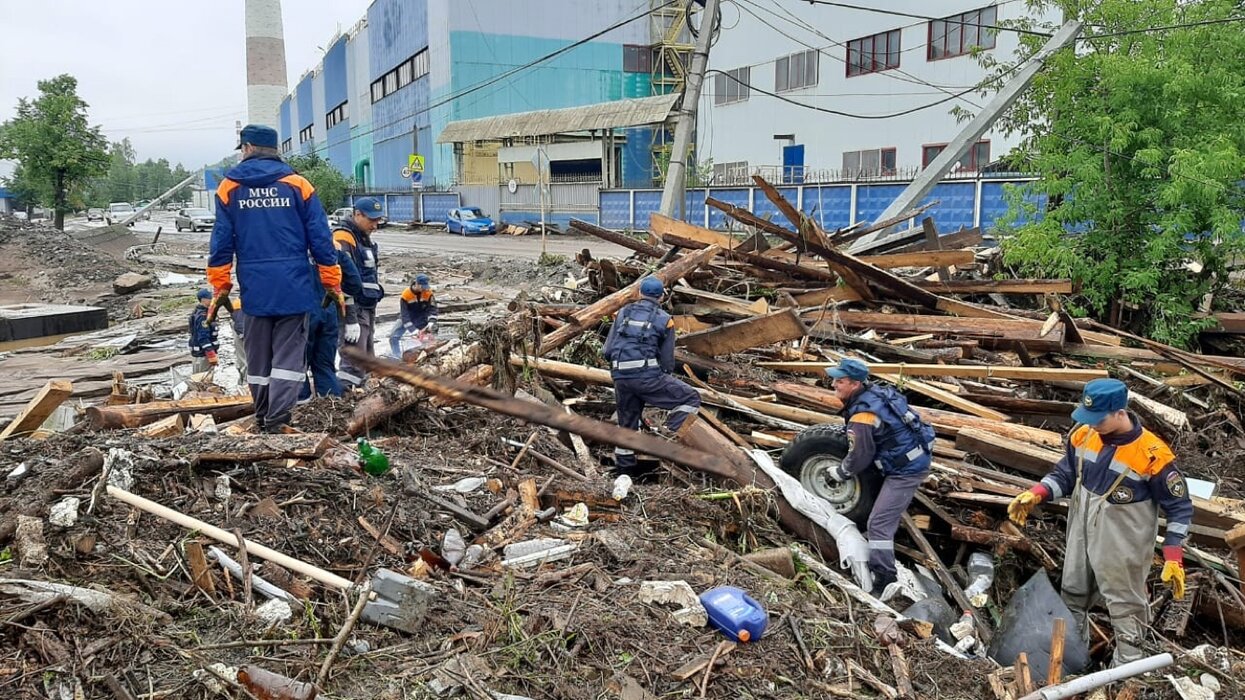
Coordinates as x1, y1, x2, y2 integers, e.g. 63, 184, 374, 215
1018, 653, 1174, 700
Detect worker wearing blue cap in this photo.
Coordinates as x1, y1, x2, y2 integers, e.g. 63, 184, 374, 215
189, 288, 220, 374
389, 273, 439, 358
1009, 378, 1192, 667
333, 196, 387, 388
602, 276, 701, 476
823, 357, 936, 597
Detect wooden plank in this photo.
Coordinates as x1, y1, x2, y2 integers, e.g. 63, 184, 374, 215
886, 226, 983, 253
649, 213, 748, 250
1196, 312, 1245, 334
807, 311, 1066, 352
920, 279, 1075, 295
137, 414, 184, 438
793, 286, 863, 307
679, 309, 807, 357
955, 428, 1061, 477
1048, 618, 1066, 686
0, 379, 73, 441
858, 250, 975, 269
757, 362, 1108, 382
674, 286, 769, 316
922, 217, 951, 281
661, 231, 841, 283
671, 315, 714, 333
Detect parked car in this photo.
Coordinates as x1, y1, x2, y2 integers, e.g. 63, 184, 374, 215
330, 207, 353, 228
446, 207, 496, 236
175, 208, 216, 232
86, 208, 104, 221
104, 202, 135, 225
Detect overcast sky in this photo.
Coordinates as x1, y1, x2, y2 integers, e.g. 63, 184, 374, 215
0, 0, 373, 178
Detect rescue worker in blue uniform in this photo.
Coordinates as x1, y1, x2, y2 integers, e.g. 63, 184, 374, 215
389, 273, 439, 357
189, 288, 219, 374
300, 251, 362, 400
823, 358, 935, 596
207, 124, 343, 432
333, 197, 386, 388
1009, 378, 1192, 667
602, 277, 701, 475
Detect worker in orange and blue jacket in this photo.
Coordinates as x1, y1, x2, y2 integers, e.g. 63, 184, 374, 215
332, 197, 386, 388
206, 124, 343, 432
1009, 378, 1193, 667
388, 273, 438, 357
189, 288, 219, 373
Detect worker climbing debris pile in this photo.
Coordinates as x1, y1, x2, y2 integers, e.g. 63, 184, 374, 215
0, 178, 1243, 699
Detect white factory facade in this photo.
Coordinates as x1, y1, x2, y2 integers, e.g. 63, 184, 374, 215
697, 0, 1061, 185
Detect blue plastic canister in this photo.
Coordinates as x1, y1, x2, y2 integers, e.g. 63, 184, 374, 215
699, 586, 768, 643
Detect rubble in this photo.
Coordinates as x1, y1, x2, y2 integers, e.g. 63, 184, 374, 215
1, 192, 1244, 699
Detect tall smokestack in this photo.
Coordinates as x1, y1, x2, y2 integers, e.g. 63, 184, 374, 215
245, 0, 288, 128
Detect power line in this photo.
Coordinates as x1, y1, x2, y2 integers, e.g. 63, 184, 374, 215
1085, 15, 1245, 38
798, 0, 1053, 38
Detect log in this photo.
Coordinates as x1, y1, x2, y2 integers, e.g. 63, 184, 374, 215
569, 218, 666, 258
87, 395, 253, 430
919, 278, 1075, 295
0, 379, 73, 441
806, 312, 1066, 352
660, 230, 839, 283
538, 244, 720, 355
949, 524, 1057, 570
858, 250, 975, 269
678, 309, 807, 357
193, 433, 333, 464
757, 362, 1108, 383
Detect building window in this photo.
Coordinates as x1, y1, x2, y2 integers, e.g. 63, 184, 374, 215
713, 67, 750, 105
712, 160, 750, 184
842, 148, 897, 178
929, 5, 998, 60
847, 29, 901, 77
370, 49, 430, 103
298, 125, 314, 144
623, 44, 651, 73
325, 101, 348, 130
776, 49, 818, 92
281, 139, 292, 154
922, 141, 992, 171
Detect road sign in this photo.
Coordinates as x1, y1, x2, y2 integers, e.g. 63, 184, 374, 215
408, 154, 425, 173
410, 170, 423, 190
400, 166, 412, 178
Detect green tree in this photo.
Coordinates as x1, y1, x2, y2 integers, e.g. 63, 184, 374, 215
0, 75, 109, 229
287, 153, 351, 213
981, 0, 1245, 346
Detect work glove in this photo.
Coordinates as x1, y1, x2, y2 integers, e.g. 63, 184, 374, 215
1007, 486, 1047, 526
825, 463, 851, 483
344, 323, 361, 344
205, 350, 218, 366
321, 286, 346, 319
205, 283, 233, 325
1161, 546, 1185, 600
425, 321, 438, 334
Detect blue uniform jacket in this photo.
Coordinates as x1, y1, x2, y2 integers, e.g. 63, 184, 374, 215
602, 298, 675, 378
840, 383, 935, 477
332, 219, 384, 322
399, 286, 438, 330
207, 156, 338, 317
188, 305, 219, 357
1038, 415, 1193, 547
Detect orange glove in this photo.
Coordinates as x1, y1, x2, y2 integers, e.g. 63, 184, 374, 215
1161, 546, 1185, 600
205, 283, 233, 325
322, 286, 346, 319
205, 350, 218, 366
1007, 485, 1048, 526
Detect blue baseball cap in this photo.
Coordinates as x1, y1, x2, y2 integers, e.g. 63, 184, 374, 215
1072, 378, 1129, 425
197, 288, 213, 301
235, 124, 279, 150
825, 358, 870, 381
414, 273, 430, 286
354, 197, 385, 220
639, 276, 664, 298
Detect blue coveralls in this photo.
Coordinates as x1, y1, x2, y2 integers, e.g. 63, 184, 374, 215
333, 219, 384, 387
301, 252, 362, 400
839, 383, 936, 587
602, 297, 701, 471
188, 303, 219, 374
389, 285, 439, 357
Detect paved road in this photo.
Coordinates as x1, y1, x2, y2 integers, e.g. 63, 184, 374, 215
67, 212, 632, 261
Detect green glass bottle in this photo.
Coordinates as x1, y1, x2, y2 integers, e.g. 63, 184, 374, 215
356, 437, 391, 476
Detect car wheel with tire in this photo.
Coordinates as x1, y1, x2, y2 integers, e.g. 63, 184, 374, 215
778, 424, 882, 527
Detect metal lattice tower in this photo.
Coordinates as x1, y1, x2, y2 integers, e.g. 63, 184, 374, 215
650, 0, 695, 184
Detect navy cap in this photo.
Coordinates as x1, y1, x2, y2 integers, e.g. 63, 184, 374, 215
235, 124, 279, 150
825, 358, 870, 381
197, 288, 213, 301
1072, 378, 1129, 425
639, 276, 664, 298
414, 273, 430, 286
354, 197, 385, 220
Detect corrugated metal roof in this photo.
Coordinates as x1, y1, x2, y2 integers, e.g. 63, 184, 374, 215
436, 94, 679, 144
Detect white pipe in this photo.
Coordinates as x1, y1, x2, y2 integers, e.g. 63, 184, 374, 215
1018, 653, 1174, 700
107, 485, 355, 591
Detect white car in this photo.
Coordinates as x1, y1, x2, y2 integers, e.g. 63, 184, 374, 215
104, 202, 135, 225
175, 208, 216, 232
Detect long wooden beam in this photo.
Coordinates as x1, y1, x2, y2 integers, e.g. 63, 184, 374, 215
806, 311, 1066, 351
659, 231, 838, 283
679, 309, 807, 357
569, 218, 665, 258
858, 250, 975, 269
757, 362, 1107, 382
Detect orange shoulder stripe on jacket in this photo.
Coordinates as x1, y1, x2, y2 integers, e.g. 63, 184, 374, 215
216, 179, 240, 206
333, 229, 357, 249
850, 412, 879, 425
401, 288, 416, 303
278, 174, 315, 201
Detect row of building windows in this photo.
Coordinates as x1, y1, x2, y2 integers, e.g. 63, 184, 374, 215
719, 3, 999, 101
370, 49, 429, 104
298, 125, 314, 144
709, 141, 992, 183
281, 138, 292, 154
326, 101, 348, 130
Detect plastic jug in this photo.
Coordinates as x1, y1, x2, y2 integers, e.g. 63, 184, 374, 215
356, 438, 391, 476
699, 586, 768, 643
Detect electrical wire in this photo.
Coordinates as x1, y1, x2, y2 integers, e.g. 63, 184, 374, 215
798, 0, 1054, 38
1085, 15, 1245, 38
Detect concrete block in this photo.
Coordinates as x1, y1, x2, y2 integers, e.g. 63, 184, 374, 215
0, 304, 108, 343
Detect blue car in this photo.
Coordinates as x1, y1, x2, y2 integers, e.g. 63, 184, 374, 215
446, 207, 497, 236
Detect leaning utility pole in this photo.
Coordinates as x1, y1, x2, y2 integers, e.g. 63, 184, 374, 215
658, 0, 721, 219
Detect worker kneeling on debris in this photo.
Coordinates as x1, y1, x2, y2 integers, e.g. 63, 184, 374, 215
1009, 378, 1192, 667
388, 273, 438, 358
207, 124, 343, 432
603, 276, 700, 475
824, 358, 935, 597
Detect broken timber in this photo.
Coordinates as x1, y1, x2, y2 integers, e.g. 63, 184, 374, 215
678, 309, 807, 357
86, 395, 253, 430
758, 362, 1108, 382
0, 379, 73, 441
569, 218, 666, 259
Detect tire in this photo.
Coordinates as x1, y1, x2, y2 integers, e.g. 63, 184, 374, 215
778, 424, 883, 527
